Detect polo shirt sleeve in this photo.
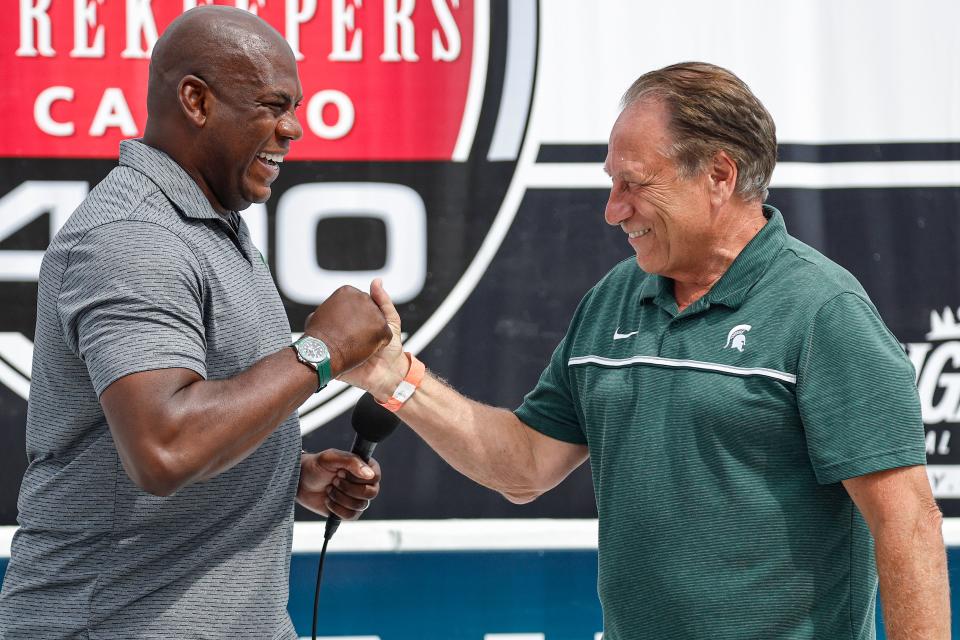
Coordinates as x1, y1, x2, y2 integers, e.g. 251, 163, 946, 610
514, 293, 591, 445
58, 220, 207, 396
796, 292, 926, 484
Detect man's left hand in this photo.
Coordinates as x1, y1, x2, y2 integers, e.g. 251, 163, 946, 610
297, 449, 381, 520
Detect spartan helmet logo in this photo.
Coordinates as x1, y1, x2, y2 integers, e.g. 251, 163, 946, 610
724, 324, 753, 352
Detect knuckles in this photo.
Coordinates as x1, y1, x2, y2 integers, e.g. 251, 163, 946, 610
331, 284, 362, 298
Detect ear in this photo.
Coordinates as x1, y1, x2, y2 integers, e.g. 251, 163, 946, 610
178, 75, 211, 128
708, 149, 738, 208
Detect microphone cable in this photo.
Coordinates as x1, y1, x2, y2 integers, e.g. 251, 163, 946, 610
309, 393, 400, 640
311, 533, 332, 640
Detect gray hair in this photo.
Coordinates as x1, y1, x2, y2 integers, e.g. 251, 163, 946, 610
621, 62, 777, 202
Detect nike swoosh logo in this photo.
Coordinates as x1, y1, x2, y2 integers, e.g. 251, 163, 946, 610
613, 329, 639, 340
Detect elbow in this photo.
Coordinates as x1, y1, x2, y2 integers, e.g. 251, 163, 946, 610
501, 490, 543, 505
920, 499, 945, 537
499, 480, 547, 504
496, 468, 551, 504
871, 494, 945, 546
136, 474, 181, 498
119, 446, 190, 497
108, 410, 200, 497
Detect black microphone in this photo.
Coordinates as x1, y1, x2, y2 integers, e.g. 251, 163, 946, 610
323, 392, 399, 541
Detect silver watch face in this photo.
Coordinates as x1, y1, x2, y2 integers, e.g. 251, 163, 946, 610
296, 336, 330, 365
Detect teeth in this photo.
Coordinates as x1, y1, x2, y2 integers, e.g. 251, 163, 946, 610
627, 228, 651, 239
256, 152, 283, 164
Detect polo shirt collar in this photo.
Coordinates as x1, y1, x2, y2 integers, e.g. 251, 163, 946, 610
118, 139, 231, 221
638, 270, 670, 307
706, 204, 786, 309
638, 204, 786, 312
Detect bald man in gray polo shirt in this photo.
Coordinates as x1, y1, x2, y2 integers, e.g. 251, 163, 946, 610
0, 8, 388, 639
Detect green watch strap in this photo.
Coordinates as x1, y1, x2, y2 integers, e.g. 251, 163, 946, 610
316, 357, 332, 392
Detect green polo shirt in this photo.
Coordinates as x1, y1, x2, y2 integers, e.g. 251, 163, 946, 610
515, 206, 926, 640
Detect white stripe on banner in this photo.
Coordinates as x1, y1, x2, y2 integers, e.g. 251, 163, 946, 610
4, 517, 960, 556
0, 332, 33, 377
524, 161, 960, 190
568, 354, 797, 384
0, 360, 29, 400
451, 0, 489, 162
486, 0, 537, 161
292, 519, 599, 554
0, 520, 599, 557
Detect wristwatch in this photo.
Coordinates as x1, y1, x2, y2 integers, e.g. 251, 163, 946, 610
291, 335, 332, 392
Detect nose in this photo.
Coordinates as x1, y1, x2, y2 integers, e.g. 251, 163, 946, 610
278, 110, 303, 142
604, 180, 632, 226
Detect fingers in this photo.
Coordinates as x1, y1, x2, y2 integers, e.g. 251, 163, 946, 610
297, 451, 382, 519
325, 479, 379, 520
326, 461, 381, 520
297, 449, 374, 497
298, 487, 370, 520
324, 493, 367, 520
333, 473, 381, 501
326, 456, 380, 519
316, 448, 377, 481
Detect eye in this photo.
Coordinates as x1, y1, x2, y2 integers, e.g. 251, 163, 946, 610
261, 102, 287, 114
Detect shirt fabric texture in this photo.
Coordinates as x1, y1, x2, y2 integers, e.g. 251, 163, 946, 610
0, 140, 301, 639
515, 206, 926, 640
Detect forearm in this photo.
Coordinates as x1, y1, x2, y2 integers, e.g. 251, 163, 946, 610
103, 285, 392, 496
177, 347, 316, 478
119, 347, 316, 494
875, 505, 950, 639
393, 373, 544, 499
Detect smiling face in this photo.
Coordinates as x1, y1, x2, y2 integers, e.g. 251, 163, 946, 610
603, 98, 716, 279
198, 40, 303, 213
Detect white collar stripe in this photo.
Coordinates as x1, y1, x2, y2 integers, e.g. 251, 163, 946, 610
567, 355, 797, 385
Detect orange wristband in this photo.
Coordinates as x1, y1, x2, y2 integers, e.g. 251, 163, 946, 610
377, 352, 425, 412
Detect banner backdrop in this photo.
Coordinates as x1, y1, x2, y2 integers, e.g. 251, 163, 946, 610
2, 0, 960, 533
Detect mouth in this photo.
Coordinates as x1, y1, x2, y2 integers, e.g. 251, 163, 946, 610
256, 151, 285, 167
625, 226, 652, 239
252, 150, 285, 185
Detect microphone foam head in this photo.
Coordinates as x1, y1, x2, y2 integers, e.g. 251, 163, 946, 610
351, 392, 400, 443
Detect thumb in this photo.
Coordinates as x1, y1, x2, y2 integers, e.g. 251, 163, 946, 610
370, 278, 401, 329
348, 455, 377, 480
318, 449, 376, 480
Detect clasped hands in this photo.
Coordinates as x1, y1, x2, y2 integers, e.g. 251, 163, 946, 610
296, 279, 408, 520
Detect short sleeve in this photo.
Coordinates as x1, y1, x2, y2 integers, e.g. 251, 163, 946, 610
58, 220, 207, 396
797, 292, 926, 484
514, 290, 594, 445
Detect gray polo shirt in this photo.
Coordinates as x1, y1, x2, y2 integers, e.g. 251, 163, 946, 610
0, 140, 300, 639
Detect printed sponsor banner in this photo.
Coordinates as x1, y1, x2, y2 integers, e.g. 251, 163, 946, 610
0, 0, 535, 446
2, 0, 960, 531
3, 0, 475, 160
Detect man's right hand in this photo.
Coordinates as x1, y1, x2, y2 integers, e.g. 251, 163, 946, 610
305, 285, 392, 377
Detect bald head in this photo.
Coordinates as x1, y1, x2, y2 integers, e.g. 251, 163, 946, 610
147, 6, 294, 124
142, 6, 303, 214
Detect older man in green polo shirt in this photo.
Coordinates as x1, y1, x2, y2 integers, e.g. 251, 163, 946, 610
350, 62, 949, 639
